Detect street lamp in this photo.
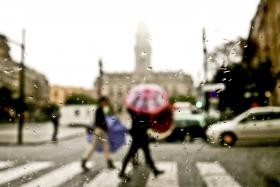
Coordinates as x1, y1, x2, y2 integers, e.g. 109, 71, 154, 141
97, 58, 103, 97
202, 28, 208, 82
6, 29, 26, 144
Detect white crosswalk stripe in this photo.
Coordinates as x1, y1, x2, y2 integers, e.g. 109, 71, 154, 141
0, 162, 53, 186
0, 160, 244, 187
0, 161, 14, 169
84, 162, 131, 187
196, 161, 242, 187
21, 161, 94, 187
146, 162, 179, 187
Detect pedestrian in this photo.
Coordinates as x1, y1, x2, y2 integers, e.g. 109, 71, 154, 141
50, 106, 60, 142
44, 103, 60, 143
119, 109, 164, 181
81, 96, 115, 171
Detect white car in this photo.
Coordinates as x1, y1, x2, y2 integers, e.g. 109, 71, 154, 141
206, 107, 280, 146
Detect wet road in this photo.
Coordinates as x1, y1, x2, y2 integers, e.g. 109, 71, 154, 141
0, 136, 279, 187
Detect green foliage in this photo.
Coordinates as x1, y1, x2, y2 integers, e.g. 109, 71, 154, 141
64, 94, 96, 105
41, 103, 60, 120
169, 95, 196, 105
209, 38, 246, 67
0, 87, 17, 122
0, 87, 15, 108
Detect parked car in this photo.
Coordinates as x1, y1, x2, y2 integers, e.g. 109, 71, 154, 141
165, 110, 208, 142
206, 107, 280, 146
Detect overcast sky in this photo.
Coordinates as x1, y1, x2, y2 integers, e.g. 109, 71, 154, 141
0, 0, 259, 88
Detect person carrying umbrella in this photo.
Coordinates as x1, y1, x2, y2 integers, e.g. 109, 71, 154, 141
81, 96, 115, 171
119, 84, 167, 181
119, 109, 164, 181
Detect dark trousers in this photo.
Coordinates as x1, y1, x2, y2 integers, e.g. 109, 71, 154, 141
120, 137, 157, 175
52, 120, 59, 141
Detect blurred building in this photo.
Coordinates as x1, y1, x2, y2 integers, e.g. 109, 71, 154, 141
95, 21, 194, 112
49, 85, 94, 104
247, 0, 280, 105
0, 34, 49, 105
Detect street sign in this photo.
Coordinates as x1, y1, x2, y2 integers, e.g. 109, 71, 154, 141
202, 83, 225, 92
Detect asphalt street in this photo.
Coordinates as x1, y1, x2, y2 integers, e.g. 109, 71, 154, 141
0, 135, 280, 187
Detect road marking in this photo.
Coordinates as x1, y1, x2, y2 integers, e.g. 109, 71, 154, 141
146, 162, 179, 187
21, 161, 94, 187
85, 162, 131, 187
196, 162, 241, 187
0, 161, 14, 169
0, 162, 52, 186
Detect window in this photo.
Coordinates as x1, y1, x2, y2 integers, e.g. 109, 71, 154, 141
241, 112, 280, 123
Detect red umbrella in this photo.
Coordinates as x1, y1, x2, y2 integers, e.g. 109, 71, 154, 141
148, 106, 175, 140
125, 84, 169, 115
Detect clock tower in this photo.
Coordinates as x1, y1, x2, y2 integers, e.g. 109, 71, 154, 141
134, 21, 152, 75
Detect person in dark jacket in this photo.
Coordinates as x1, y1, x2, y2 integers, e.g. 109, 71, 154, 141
43, 103, 60, 143
81, 96, 115, 171
119, 109, 164, 181
51, 108, 60, 142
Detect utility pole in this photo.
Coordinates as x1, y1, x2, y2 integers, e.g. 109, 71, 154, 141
18, 29, 25, 144
202, 28, 208, 82
202, 28, 209, 111
97, 58, 103, 97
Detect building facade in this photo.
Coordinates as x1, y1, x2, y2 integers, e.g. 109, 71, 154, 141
95, 21, 194, 111
0, 34, 49, 105
49, 85, 94, 104
247, 0, 280, 105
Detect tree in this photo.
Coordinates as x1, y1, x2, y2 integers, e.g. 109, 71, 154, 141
213, 63, 248, 115
0, 87, 17, 122
213, 39, 277, 116
64, 93, 96, 105
208, 38, 246, 80
42, 103, 60, 119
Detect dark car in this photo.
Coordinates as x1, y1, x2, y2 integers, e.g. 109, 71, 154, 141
165, 111, 209, 142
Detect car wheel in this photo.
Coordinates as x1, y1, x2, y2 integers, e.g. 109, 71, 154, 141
220, 133, 236, 146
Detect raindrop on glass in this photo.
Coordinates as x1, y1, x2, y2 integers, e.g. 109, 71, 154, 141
147, 66, 152, 71
141, 51, 148, 56
33, 83, 38, 88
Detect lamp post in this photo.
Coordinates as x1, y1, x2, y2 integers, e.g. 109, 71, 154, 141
202, 28, 208, 82
97, 58, 103, 97
7, 29, 26, 144
202, 28, 209, 111
18, 29, 26, 144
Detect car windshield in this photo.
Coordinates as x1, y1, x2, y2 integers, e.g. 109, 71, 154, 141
0, 0, 280, 187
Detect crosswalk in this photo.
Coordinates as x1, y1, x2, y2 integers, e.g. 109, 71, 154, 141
0, 160, 242, 187
196, 162, 241, 187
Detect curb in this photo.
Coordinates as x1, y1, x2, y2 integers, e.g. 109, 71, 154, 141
0, 133, 84, 147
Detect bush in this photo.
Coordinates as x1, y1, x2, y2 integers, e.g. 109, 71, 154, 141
65, 94, 96, 105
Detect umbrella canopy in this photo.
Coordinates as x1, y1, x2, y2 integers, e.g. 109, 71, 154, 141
148, 106, 175, 140
125, 84, 169, 115
87, 116, 126, 152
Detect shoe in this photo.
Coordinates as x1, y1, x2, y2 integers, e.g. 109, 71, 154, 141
51, 138, 58, 143
107, 159, 116, 169
81, 159, 89, 172
153, 169, 164, 178
118, 173, 131, 183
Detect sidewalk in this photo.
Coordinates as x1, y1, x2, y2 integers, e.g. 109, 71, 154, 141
0, 122, 86, 146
